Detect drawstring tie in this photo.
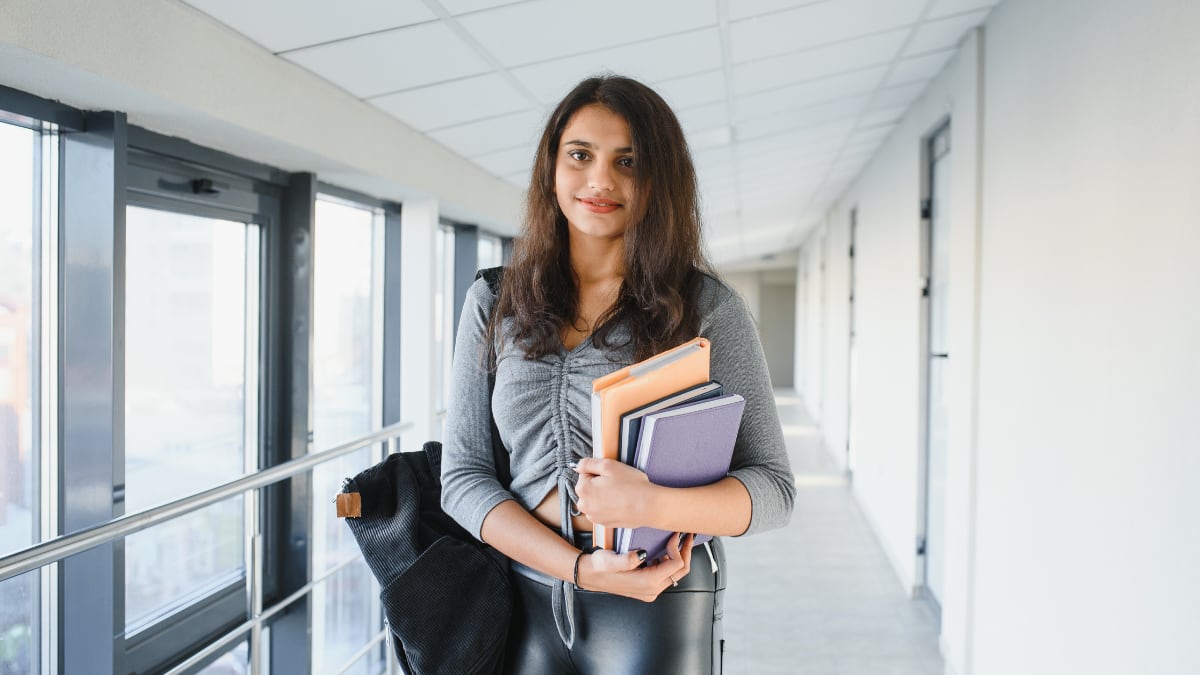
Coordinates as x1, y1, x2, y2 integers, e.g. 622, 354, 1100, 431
550, 464, 580, 647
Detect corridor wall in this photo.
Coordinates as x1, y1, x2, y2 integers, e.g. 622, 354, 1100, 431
797, 0, 1200, 673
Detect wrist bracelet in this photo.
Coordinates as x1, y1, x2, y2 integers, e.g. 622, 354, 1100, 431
573, 546, 600, 589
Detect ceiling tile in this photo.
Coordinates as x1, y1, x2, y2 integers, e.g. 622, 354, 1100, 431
182, 0, 436, 53
676, 102, 729, 133
283, 22, 490, 98
701, 188, 741, 214
370, 73, 533, 132
457, 0, 718, 67
427, 109, 548, 157
472, 144, 535, 176
904, 9, 990, 56
439, 0, 529, 15
735, 67, 886, 122
693, 145, 736, 174
885, 49, 955, 87
509, 29, 724, 104
503, 170, 530, 188
856, 104, 908, 130
737, 125, 847, 160
729, 0, 927, 63
727, 0, 831, 22
867, 81, 927, 111
926, 0, 999, 21
736, 114, 855, 144
732, 29, 908, 96
687, 126, 734, 151
654, 70, 728, 111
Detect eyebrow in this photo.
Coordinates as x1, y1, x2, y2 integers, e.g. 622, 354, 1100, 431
562, 139, 634, 153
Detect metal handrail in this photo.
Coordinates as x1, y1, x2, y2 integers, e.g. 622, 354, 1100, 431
0, 421, 413, 584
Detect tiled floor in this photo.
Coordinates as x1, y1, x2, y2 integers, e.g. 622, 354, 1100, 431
720, 391, 944, 675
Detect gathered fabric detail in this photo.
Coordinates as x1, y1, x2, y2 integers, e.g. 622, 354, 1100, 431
549, 357, 582, 648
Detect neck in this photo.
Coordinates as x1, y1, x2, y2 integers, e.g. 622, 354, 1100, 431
568, 232, 624, 285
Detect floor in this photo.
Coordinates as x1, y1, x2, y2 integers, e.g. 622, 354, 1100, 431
720, 391, 945, 675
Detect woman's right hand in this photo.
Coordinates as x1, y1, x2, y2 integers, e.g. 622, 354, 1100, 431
576, 533, 695, 602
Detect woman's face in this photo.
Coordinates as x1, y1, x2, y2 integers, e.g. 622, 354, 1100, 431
554, 104, 636, 242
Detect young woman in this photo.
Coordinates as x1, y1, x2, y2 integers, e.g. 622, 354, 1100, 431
441, 75, 795, 674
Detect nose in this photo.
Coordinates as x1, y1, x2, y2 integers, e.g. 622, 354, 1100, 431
587, 162, 616, 191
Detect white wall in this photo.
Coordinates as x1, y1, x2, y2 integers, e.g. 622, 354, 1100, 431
795, 0, 1200, 673
969, 0, 1200, 673
0, 0, 523, 234
398, 199, 441, 448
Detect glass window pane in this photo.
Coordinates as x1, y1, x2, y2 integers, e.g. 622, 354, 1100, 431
0, 120, 40, 675
477, 234, 502, 270
0, 572, 37, 675
124, 205, 250, 630
311, 197, 382, 671
0, 122, 37, 555
198, 638, 248, 675
313, 561, 380, 675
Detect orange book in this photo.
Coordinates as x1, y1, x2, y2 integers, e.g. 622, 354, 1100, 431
589, 337, 711, 548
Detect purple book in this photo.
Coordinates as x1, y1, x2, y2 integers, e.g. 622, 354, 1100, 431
615, 393, 746, 562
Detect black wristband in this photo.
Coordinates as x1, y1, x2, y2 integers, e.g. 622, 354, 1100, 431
573, 546, 600, 589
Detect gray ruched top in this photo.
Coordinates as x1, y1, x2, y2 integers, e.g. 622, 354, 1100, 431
440, 273, 796, 544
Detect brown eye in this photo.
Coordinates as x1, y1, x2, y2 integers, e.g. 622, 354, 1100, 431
618, 156, 635, 168
567, 150, 589, 161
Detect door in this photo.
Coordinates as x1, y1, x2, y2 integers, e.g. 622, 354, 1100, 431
921, 122, 951, 613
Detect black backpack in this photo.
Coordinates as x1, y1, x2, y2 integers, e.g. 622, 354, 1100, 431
339, 267, 510, 675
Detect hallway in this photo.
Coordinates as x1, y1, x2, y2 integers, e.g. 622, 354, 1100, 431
722, 392, 943, 675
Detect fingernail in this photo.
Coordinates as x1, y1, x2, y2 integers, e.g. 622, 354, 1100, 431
637, 550, 647, 562
566, 462, 579, 471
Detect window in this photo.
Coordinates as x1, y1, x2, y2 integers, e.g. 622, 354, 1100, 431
310, 195, 385, 674
477, 232, 503, 270
0, 115, 54, 675
123, 205, 257, 631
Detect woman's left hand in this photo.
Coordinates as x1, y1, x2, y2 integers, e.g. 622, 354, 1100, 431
574, 457, 660, 528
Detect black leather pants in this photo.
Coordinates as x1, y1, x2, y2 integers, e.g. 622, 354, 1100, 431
505, 536, 726, 675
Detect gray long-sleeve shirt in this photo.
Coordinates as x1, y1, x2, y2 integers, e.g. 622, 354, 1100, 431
440, 273, 795, 543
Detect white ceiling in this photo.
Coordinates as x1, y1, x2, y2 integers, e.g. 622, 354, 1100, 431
181, 0, 999, 264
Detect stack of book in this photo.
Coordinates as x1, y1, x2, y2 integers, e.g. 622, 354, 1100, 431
590, 337, 746, 561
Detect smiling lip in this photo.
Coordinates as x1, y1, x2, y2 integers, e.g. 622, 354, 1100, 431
578, 197, 621, 214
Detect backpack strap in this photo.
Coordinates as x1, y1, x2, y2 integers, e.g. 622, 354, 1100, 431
475, 265, 504, 295
474, 266, 511, 488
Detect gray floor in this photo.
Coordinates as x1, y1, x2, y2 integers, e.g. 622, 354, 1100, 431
720, 391, 945, 675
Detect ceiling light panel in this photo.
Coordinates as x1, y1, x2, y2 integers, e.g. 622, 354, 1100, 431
731, 29, 908, 96
509, 29, 723, 104
283, 22, 490, 98
729, 0, 927, 63
182, 0, 436, 53
904, 9, 990, 56
427, 109, 548, 157
456, 0, 718, 67
370, 73, 532, 132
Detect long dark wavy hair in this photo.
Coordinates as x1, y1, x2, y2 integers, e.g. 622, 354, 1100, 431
488, 75, 714, 363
